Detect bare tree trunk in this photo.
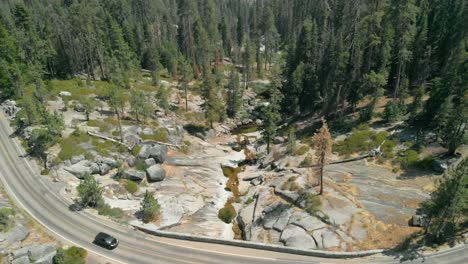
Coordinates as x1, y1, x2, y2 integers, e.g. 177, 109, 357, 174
185, 85, 188, 112
117, 112, 123, 143
319, 163, 324, 195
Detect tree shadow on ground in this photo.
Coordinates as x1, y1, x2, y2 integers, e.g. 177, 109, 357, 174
383, 232, 427, 263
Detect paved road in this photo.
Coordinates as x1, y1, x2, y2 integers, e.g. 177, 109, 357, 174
0, 113, 465, 264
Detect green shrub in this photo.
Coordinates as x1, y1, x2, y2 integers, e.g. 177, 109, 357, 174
0, 208, 15, 232
304, 194, 321, 214
40, 169, 50, 175
140, 191, 161, 223
141, 129, 169, 142
125, 181, 138, 194
281, 176, 300, 191
383, 101, 402, 122
132, 145, 142, 156
293, 145, 310, 156
335, 125, 389, 156
134, 159, 147, 171
97, 203, 124, 219
245, 197, 254, 205
416, 157, 435, 170
300, 155, 313, 167
399, 150, 420, 168
218, 203, 236, 223
54, 246, 87, 264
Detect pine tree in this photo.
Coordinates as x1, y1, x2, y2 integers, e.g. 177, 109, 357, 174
202, 70, 224, 128
108, 86, 126, 142
312, 118, 333, 195
360, 71, 387, 121
423, 157, 468, 244
77, 175, 103, 208
227, 71, 241, 118
130, 90, 152, 123
140, 190, 161, 223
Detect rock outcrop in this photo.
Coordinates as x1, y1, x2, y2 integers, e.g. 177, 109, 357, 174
146, 164, 166, 182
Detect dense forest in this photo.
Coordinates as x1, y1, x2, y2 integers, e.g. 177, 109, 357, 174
0, 0, 466, 152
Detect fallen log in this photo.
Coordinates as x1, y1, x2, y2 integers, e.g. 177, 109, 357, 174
142, 140, 181, 149
86, 131, 131, 150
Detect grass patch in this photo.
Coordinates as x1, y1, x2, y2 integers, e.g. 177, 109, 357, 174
281, 176, 300, 191
300, 155, 313, 167
58, 129, 89, 161
232, 123, 259, 135
245, 197, 254, 205
183, 112, 206, 124
87, 119, 112, 133
97, 203, 124, 219
293, 145, 310, 156
304, 193, 321, 214
141, 128, 169, 142
335, 124, 389, 156
134, 159, 148, 171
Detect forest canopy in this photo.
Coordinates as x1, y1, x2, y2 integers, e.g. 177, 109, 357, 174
0, 0, 466, 141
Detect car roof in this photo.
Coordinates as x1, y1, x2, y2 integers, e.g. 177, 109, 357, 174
96, 232, 112, 239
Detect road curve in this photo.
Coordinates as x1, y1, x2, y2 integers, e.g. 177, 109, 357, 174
0, 113, 465, 264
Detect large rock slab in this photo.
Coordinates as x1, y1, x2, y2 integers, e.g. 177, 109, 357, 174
262, 203, 291, 231
95, 156, 119, 168
280, 224, 316, 249
70, 155, 85, 164
146, 165, 166, 182
64, 160, 93, 179
28, 244, 55, 262
289, 211, 327, 231
138, 144, 168, 163
12, 256, 30, 264
123, 170, 145, 181
6, 224, 29, 243
312, 228, 341, 248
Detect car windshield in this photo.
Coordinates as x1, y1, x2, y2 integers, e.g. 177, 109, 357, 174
104, 236, 114, 243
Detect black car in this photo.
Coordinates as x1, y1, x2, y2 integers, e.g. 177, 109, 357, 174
93, 232, 119, 249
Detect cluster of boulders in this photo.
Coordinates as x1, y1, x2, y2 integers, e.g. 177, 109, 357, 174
236, 176, 353, 251
0, 195, 57, 264
9, 244, 56, 264
124, 143, 168, 183
64, 155, 119, 178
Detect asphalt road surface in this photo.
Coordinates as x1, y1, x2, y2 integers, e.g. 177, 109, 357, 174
0, 113, 465, 264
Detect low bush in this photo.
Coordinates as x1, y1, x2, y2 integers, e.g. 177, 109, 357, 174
125, 181, 138, 194
300, 155, 313, 167
293, 145, 310, 156
399, 150, 420, 168
335, 124, 388, 156
281, 176, 300, 191
0, 208, 15, 232
54, 246, 87, 264
58, 129, 88, 161
244, 197, 254, 205
134, 159, 147, 171
131, 145, 142, 156
97, 203, 124, 219
415, 157, 435, 171
304, 194, 321, 214
218, 203, 236, 223
141, 129, 169, 142
40, 169, 50, 175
